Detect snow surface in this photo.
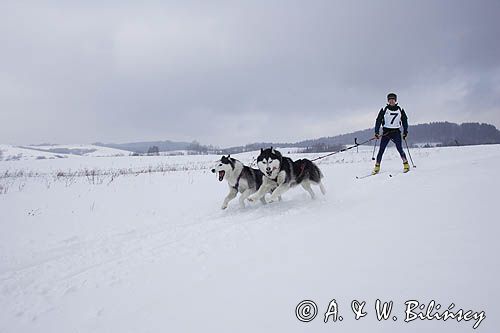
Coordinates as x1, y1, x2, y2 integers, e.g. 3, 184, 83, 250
1, 144, 499, 332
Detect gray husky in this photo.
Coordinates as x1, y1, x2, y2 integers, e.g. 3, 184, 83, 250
211, 155, 267, 209
247, 147, 326, 203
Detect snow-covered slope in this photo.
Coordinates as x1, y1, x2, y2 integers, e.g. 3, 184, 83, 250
0, 145, 499, 332
0, 144, 129, 161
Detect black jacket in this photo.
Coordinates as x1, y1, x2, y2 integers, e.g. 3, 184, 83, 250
375, 104, 408, 135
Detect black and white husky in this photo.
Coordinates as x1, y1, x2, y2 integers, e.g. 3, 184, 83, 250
247, 147, 326, 203
211, 155, 267, 209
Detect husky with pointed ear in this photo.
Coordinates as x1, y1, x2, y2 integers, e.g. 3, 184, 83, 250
247, 147, 326, 203
211, 155, 267, 209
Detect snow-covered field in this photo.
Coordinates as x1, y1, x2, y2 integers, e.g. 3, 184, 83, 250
1, 144, 499, 332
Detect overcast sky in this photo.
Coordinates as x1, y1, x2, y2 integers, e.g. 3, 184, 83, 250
1, 0, 499, 146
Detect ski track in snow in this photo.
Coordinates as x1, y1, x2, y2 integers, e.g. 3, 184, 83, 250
0, 145, 499, 332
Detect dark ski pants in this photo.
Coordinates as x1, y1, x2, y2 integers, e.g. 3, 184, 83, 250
376, 130, 407, 164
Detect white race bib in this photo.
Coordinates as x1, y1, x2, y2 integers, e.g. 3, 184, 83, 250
383, 108, 402, 129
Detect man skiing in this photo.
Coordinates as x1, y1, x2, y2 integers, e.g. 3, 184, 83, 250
373, 92, 410, 174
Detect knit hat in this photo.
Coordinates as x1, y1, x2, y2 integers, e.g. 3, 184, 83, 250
387, 92, 397, 101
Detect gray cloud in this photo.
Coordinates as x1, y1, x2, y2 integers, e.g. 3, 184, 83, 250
1, 0, 499, 146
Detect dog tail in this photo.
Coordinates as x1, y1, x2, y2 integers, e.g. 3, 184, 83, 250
310, 162, 326, 195
296, 159, 323, 184
310, 161, 323, 183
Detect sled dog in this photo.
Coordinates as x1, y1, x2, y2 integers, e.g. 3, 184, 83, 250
211, 155, 267, 209
247, 147, 326, 203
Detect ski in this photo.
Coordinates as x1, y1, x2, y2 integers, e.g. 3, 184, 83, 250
356, 174, 373, 179
357, 170, 410, 179
356, 171, 385, 179
388, 170, 410, 178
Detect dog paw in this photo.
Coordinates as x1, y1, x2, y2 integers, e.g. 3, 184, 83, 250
221, 204, 228, 210
247, 196, 256, 202
267, 196, 278, 203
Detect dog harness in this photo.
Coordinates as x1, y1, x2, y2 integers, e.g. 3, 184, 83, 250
233, 173, 242, 191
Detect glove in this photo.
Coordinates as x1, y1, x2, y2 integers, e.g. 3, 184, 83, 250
375, 133, 380, 139
403, 132, 408, 139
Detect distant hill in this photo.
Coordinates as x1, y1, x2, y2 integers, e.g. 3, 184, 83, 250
92, 122, 500, 155
297, 122, 500, 147
223, 122, 500, 153
0, 144, 129, 161
405, 122, 500, 146
94, 140, 193, 153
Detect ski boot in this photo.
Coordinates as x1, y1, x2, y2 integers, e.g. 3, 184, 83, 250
403, 161, 410, 173
372, 163, 380, 175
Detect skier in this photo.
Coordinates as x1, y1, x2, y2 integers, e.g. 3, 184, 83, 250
372, 92, 410, 174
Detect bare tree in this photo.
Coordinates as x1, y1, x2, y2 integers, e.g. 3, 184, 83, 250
147, 146, 160, 156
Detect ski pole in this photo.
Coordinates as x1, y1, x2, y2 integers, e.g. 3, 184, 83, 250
404, 138, 416, 168
371, 138, 378, 160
